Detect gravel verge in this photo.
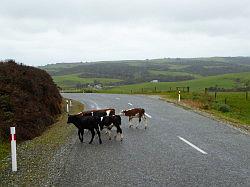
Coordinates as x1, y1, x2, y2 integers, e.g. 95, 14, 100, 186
0, 98, 84, 186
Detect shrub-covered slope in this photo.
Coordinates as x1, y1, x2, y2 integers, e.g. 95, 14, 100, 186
0, 60, 62, 141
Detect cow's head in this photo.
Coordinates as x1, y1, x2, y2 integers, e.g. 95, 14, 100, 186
67, 114, 74, 124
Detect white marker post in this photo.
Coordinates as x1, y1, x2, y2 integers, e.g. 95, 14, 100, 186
66, 100, 69, 113
178, 91, 181, 102
10, 127, 17, 172
69, 99, 72, 107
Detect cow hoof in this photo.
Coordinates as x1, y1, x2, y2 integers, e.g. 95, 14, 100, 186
99, 141, 102, 144
145, 127, 147, 129
109, 138, 111, 140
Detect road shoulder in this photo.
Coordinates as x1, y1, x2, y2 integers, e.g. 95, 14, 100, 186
0, 98, 84, 186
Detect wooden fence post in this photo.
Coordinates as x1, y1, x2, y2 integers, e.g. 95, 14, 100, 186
224, 97, 227, 104
205, 88, 208, 94
215, 92, 217, 100
187, 86, 190, 93
246, 91, 248, 100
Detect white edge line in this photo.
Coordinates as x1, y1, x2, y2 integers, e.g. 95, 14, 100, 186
178, 136, 207, 155
145, 113, 152, 119
128, 103, 133, 106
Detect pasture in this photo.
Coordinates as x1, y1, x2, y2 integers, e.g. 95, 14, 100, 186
101, 72, 250, 93
161, 91, 250, 127
53, 74, 122, 90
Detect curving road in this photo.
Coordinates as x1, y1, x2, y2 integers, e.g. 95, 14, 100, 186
53, 93, 250, 186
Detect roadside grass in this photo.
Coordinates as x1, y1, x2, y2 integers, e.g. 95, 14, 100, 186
0, 98, 84, 185
101, 72, 250, 93
161, 91, 250, 129
0, 142, 9, 161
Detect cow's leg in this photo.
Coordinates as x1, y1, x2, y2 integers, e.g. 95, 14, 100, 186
136, 117, 141, 129
81, 130, 84, 142
107, 128, 112, 140
78, 130, 83, 142
116, 125, 123, 141
129, 117, 133, 128
89, 129, 95, 144
96, 128, 102, 144
144, 115, 148, 129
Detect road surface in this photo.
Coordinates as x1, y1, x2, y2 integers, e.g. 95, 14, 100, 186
52, 93, 250, 186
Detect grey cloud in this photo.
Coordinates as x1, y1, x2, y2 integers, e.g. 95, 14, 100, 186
0, 0, 250, 65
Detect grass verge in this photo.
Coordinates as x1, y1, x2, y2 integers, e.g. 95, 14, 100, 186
160, 92, 250, 131
0, 98, 84, 185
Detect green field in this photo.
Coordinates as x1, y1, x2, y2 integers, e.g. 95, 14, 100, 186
53, 74, 122, 89
101, 72, 250, 93
149, 70, 202, 78
161, 91, 250, 126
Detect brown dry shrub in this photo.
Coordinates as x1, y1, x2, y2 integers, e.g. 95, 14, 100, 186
0, 60, 62, 141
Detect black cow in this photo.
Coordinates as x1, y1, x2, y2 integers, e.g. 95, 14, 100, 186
99, 115, 124, 141
67, 115, 102, 144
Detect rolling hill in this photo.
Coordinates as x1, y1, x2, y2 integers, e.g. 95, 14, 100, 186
39, 57, 250, 91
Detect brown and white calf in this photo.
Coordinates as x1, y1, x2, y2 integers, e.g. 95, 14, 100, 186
120, 108, 148, 129
77, 108, 115, 117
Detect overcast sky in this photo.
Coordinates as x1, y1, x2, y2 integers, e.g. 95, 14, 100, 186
1, 0, 250, 66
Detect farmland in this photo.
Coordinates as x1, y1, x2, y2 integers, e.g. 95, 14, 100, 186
39, 57, 250, 126
39, 57, 250, 91
101, 72, 250, 93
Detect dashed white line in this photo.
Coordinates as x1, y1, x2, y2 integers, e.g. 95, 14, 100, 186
128, 103, 133, 106
178, 136, 207, 155
116, 97, 120, 100
145, 113, 152, 119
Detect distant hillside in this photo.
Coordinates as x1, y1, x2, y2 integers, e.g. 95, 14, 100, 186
0, 60, 62, 141
39, 57, 250, 90
103, 72, 250, 93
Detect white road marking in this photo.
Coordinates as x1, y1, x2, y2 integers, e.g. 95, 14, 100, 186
145, 113, 152, 118
116, 97, 120, 100
128, 103, 133, 106
178, 136, 207, 155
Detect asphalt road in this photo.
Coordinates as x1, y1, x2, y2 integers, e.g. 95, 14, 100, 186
52, 93, 250, 186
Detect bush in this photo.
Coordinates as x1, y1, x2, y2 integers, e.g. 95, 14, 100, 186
202, 103, 210, 110
0, 60, 62, 141
218, 104, 231, 113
